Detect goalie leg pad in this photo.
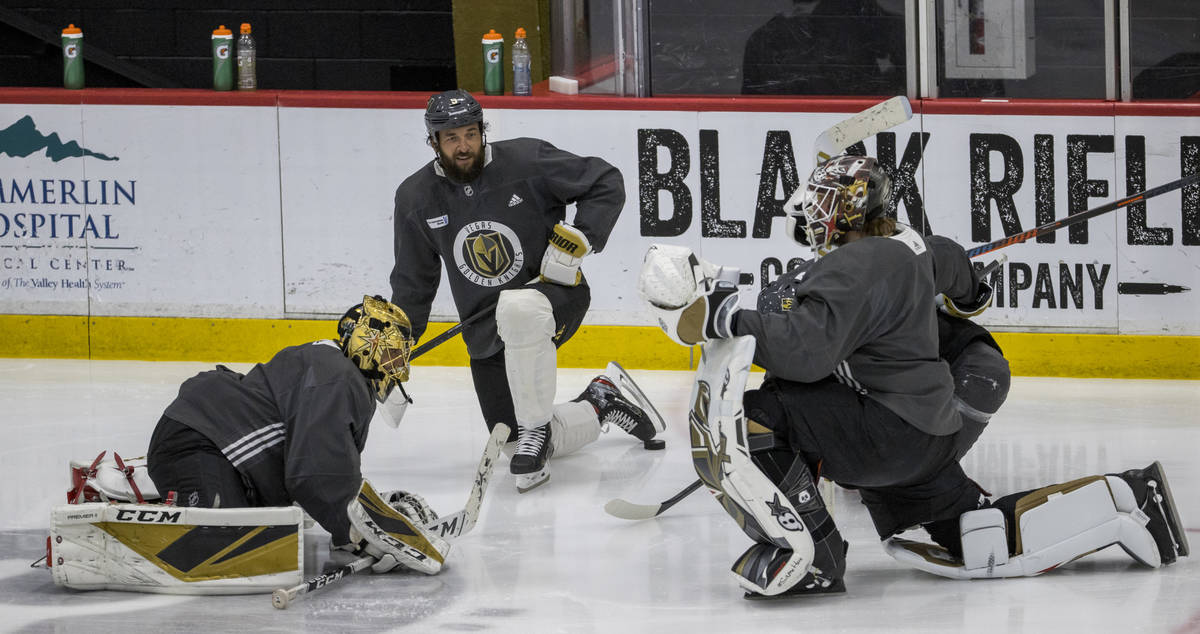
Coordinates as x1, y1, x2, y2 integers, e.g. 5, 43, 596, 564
688, 336, 821, 597
347, 479, 450, 575
50, 503, 303, 594
496, 288, 557, 427
886, 476, 1162, 579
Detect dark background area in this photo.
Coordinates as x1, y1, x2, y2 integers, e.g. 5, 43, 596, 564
0, 0, 457, 90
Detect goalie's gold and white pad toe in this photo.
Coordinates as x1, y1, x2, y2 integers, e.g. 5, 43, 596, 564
49, 503, 303, 594
886, 475, 1160, 578
348, 479, 450, 575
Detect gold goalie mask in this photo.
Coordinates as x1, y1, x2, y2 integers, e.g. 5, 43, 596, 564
338, 295, 414, 403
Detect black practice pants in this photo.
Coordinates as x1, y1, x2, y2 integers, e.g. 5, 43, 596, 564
744, 376, 985, 540
146, 415, 253, 508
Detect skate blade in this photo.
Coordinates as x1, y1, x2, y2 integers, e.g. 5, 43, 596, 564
743, 578, 846, 601
605, 361, 667, 433
1150, 461, 1190, 557
515, 468, 550, 494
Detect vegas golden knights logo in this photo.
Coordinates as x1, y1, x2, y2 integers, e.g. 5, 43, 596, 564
465, 231, 512, 278
453, 221, 526, 287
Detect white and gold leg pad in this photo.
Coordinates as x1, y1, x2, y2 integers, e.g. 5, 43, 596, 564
50, 503, 303, 594
886, 475, 1160, 578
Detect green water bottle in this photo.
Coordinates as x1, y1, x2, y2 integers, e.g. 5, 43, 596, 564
62, 24, 84, 90
211, 25, 234, 91
482, 29, 504, 95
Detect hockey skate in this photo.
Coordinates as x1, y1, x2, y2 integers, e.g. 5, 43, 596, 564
575, 361, 666, 449
510, 423, 553, 493
1115, 461, 1190, 564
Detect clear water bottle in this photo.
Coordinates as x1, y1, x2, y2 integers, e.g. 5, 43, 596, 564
512, 27, 531, 96
237, 22, 256, 90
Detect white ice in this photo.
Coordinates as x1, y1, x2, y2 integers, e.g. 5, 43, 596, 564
0, 358, 1196, 632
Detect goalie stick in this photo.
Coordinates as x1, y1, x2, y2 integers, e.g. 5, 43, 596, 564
420, 422, 509, 539
813, 95, 913, 166
271, 423, 509, 609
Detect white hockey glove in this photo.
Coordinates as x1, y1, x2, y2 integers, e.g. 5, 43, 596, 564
638, 243, 744, 346
540, 222, 592, 286
346, 479, 449, 574
379, 489, 439, 525
939, 280, 994, 319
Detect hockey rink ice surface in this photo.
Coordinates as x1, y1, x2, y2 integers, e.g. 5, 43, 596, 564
0, 359, 1197, 633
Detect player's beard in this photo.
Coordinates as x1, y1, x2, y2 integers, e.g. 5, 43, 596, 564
437, 144, 485, 183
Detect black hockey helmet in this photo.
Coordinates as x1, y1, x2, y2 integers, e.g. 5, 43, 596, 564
790, 154, 893, 257
424, 89, 484, 140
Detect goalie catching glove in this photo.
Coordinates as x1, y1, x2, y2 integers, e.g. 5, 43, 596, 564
346, 479, 449, 574
540, 222, 592, 286
638, 243, 744, 346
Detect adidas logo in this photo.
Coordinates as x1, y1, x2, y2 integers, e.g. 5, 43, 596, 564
508, 194, 523, 207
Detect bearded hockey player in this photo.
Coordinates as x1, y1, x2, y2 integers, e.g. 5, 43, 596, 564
638, 154, 1189, 599
389, 89, 662, 493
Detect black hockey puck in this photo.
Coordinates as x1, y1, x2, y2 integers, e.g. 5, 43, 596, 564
643, 438, 666, 450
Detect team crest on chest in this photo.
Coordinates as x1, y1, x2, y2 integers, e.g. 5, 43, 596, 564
453, 220, 525, 287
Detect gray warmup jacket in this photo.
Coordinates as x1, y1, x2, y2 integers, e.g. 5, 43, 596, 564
163, 341, 375, 544
734, 225, 978, 436
389, 137, 624, 358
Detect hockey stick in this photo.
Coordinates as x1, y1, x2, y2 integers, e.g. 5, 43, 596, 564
813, 95, 913, 165
272, 555, 374, 609
964, 172, 1200, 259
420, 422, 509, 539
271, 423, 508, 608
410, 301, 498, 360
604, 479, 704, 521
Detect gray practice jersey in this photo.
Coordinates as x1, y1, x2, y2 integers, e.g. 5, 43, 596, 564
389, 137, 624, 358
163, 341, 375, 544
734, 225, 971, 436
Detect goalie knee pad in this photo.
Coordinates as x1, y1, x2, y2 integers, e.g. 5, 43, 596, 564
347, 479, 449, 575
886, 475, 1162, 579
496, 288, 557, 426
49, 503, 303, 594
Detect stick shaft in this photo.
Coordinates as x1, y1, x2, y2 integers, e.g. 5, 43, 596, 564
964, 172, 1200, 259
410, 301, 498, 360
272, 556, 373, 609
420, 423, 509, 539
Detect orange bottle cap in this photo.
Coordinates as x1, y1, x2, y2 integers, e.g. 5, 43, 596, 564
240, 23, 251, 34
483, 29, 502, 41
515, 27, 527, 38
62, 24, 82, 35
213, 25, 232, 36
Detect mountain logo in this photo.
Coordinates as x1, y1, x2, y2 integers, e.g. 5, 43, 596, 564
0, 115, 118, 162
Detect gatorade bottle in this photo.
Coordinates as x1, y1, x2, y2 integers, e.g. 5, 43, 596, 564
212, 25, 234, 91
482, 29, 503, 96
237, 23, 256, 90
512, 28, 531, 96
62, 24, 84, 90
